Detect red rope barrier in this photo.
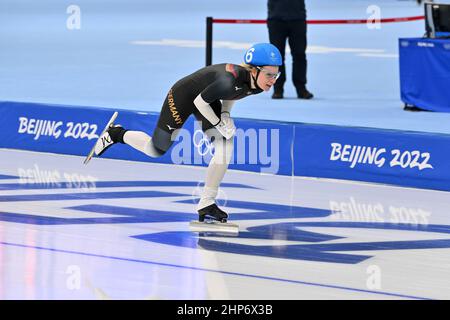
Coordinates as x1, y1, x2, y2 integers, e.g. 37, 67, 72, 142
212, 15, 424, 25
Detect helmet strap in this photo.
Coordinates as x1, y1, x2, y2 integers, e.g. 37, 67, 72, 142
251, 68, 263, 91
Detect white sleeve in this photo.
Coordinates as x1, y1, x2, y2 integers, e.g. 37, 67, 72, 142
221, 100, 235, 115
194, 94, 221, 126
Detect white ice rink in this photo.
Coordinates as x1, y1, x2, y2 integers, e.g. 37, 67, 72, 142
1, 149, 450, 300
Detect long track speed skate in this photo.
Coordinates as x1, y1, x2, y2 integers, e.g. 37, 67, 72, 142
83, 112, 118, 165
189, 203, 239, 234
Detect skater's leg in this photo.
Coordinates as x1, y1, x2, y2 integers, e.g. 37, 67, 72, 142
122, 130, 165, 158
98, 126, 166, 158
197, 133, 234, 210
123, 88, 189, 157
98, 87, 190, 158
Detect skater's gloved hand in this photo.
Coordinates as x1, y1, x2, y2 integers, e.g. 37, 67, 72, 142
215, 111, 235, 140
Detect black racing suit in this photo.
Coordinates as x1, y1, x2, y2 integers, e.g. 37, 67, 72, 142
151, 63, 263, 153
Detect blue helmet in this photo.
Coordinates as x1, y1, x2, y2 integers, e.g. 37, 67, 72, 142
243, 43, 282, 66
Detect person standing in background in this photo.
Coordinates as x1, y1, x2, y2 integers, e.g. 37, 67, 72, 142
267, 0, 314, 100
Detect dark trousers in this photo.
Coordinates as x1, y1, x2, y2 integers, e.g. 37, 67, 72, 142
267, 19, 307, 93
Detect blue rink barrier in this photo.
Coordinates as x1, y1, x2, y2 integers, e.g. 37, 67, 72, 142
1, 101, 450, 191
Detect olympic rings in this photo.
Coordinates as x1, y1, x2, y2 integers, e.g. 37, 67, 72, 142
192, 130, 215, 156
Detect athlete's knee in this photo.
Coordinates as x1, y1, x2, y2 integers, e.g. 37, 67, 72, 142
151, 127, 175, 156
147, 142, 166, 158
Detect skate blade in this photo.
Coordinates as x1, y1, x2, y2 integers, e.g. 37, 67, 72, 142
189, 221, 239, 234
83, 111, 118, 165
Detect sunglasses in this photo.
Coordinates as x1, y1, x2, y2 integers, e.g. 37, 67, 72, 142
256, 67, 281, 80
